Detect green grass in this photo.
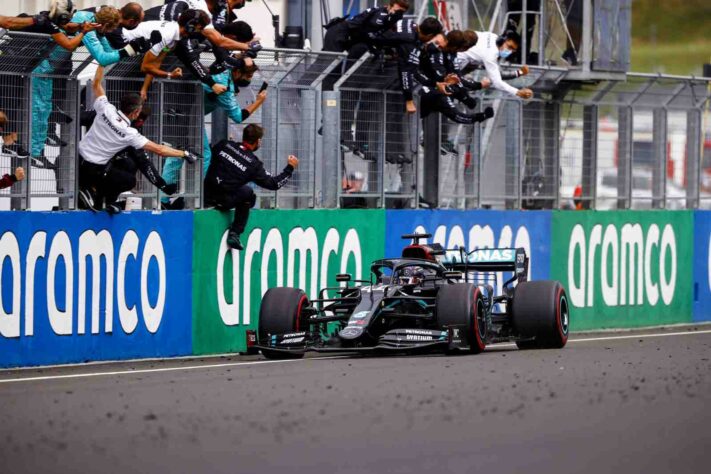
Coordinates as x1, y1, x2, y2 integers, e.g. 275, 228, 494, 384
630, 0, 711, 75
631, 39, 711, 76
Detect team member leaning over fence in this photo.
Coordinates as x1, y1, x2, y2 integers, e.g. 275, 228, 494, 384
142, 0, 260, 81
461, 30, 530, 84
415, 31, 495, 125
205, 125, 297, 250
375, 17, 443, 115
8, 2, 97, 169
125, 9, 259, 96
78, 66, 200, 213
160, 21, 267, 210
136, 9, 247, 98
321, 0, 410, 90
103, 2, 147, 47
67, 5, 159, 67
455, 30, 533, 100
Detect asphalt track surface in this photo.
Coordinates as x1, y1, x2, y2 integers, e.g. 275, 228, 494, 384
1, 326, 710, 474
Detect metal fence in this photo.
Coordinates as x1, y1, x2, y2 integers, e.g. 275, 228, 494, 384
0, 31, 87, 210
1, 30, 710, 211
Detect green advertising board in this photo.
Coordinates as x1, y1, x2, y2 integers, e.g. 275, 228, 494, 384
192, 209, 385, 354
551, 211, 693, 330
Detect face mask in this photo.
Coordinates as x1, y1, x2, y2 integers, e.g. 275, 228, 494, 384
499, 48, 512, 59
235, 79, 251, 88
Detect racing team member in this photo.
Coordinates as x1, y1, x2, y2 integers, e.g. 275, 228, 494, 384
67, 5, 159, 67
456, 30, 533, 100
376, 16, 443, 114
136, 10, 258, 98
322, 0, 410, 90
370, 16, 442, 164
161, 21, 267, 209
130, 2, 260, 93
415, 31, 494, 124
78, 66, 200, 213
205, 125, 298, 250
103, 2, 147, 47
81, 104, 179, 213
8, 2, 97, 170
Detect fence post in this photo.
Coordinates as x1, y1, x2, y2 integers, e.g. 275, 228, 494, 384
547, 101, 561, 209
652, 108, 667, 209
617, 106, 633, 209
686, 108, 702, 209
422, 113, 440, 207
505, 100, 522, 209
299, 88, 317, 208
19, 72, 32, 210
321, 90, 340, 208
380, 90, 387, 207
582, 105, 598, 209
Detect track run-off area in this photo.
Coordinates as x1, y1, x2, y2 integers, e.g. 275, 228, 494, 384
1, 326, 710, 473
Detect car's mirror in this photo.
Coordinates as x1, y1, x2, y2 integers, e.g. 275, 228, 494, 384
443, 271, 462, 279
336, 273, 352, 283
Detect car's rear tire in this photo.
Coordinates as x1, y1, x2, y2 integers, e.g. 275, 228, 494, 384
436, 283, 486, 354
258, 287, 309, 359
512, 281, 569, 349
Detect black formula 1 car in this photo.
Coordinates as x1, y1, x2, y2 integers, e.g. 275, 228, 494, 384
253, 234, 569, 359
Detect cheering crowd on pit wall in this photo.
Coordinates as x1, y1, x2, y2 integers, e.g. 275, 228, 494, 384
0, 0, 533, 250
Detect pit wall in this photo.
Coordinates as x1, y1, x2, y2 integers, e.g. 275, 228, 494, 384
0, 209, 709, 368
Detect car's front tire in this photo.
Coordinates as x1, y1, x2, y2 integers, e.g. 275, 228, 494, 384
258, 287, 309, 359
436, 283, 487, 354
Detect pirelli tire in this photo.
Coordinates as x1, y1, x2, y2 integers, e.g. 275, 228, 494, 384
436, 283, 487, 354
512, 280, 569, 349
258, 287, 309, 360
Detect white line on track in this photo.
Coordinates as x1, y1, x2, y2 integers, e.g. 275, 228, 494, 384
0, 357, 348, 385
1, 329, 710, 385
569, 329, 711, 343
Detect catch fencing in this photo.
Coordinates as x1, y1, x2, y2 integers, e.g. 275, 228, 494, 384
1, 29, 710, 211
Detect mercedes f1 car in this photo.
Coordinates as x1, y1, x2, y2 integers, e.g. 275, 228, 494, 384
254, 234, 569, 359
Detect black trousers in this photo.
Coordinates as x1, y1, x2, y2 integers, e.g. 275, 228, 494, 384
204, 182, 256, 234
79, 155, 137, 208
79, 148, 163, 206
420, 92, 490, 125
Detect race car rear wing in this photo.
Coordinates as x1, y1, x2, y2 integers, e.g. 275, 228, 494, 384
442, 247, 528, 280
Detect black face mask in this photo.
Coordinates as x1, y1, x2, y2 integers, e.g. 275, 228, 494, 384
235, 79, 251, 88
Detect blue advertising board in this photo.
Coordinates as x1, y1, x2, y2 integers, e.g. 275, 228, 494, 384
0, 211, 193, 367
385, 210, 552, 281
693, 211, 711, 323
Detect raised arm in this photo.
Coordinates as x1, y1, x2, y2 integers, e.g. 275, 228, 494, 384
93, 66, 106, 98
